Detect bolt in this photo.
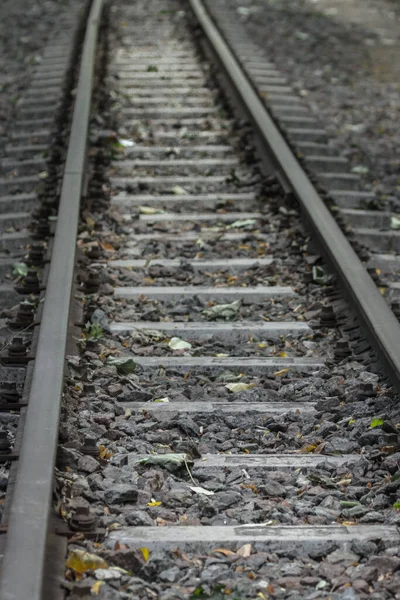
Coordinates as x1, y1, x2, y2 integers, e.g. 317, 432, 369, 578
32, 218, 50, 239
85, 272, 100, 294
319, 305, 336, 327
16, 267, 40, 294
0, 382, 20, 403
8, 301, 35, 330
69, 506, 96, 532
0, 431, 11, 454
359, 382, 377, 398
27, 242, 46, 265
334, 340, 352, 361
86, 244, 102, 260
8, 336, 28, 358
32, 204, 51, 220
80, 437, 99, 457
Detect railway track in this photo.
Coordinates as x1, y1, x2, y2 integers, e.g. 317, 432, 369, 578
1, 0, 400, 598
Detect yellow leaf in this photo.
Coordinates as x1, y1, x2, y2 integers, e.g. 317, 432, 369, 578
378, 287, 387, 295
140, 547, 150, 562
147, 500, 162, 507
66, 550, 108, 574
86, 216, 96, 229
225, 382, 255, 393
278, 351, 288, 358
299, 443, 317, 454
99, 445, 113, 460
341, 521, 357, 526
274, 368, 289, 377
91, 581, 104, 595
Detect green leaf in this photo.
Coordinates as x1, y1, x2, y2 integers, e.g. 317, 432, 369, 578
340, 501, 360, 508
168, 337, 192, 350
312, 266, 332, 285
147, 65, 158, 72
12, 262, 28, 278
393, 501, 400, 509
203, 299, 241, 321
227, 218, 257, 229
106, 356, 136, 374
390, 216, 400, 230
139, 453, 193, 468
370, 418, 384, 428
85, 322, 104, 340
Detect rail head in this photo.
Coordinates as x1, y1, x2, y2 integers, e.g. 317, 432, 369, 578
189, 0, 400, 390
0, 1, 103, 599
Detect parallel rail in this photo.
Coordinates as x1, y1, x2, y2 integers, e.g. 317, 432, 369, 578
0, 1, 103, 598
189, 0, 400, 389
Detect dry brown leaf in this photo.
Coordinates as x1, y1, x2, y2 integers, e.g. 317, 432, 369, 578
236, 543, 252, 557
211, 548, 236, 556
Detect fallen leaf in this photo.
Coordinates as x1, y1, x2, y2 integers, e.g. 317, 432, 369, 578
236, 543, 252, 557
139, 206, 164, 215
66, 549, 108, 574
351, 165, 369, 174
203, 299, 242, 321
147, 499, 162, 507
211, 548, 236, 556
153, 397, 170, 403
370, 417, 384, 428
168, 337, 192, 350
225, 382, 255, 393
299, 443, 317, 453
118, 139, 135, 147
391, 216, 400, 230
312, 265, 331, 285
171, 185, 187, 195
106, 356, 136, 374
99, 445, 113, 460
12, 262, 28, 278
91, 581, 104, 595
140, 453, 193, 468
190, 486, 214, 496
274, 368, 289, 377
227, 219, 257, 229
140, 547, 150, 562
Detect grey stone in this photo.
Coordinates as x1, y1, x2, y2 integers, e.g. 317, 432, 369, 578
125, 509, 154, 526
368, 555, 400, 573
324, 437, 359, 454
351, 539, 377, 558
259, 480, 286, 498
327, 549, 360, 565
358, 429, 393, 447
158, 566, 181, 583
77, 454, 100, 474
358, 511, 385, 523
212, 491, 243, 510
104, 484, 138, 504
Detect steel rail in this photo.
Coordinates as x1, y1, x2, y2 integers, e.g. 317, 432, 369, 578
189, 0, 400, 390
0, 0, 103, 598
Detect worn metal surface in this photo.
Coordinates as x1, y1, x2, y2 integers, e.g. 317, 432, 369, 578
0, 0, 103, 598
189, 0, 400, 390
